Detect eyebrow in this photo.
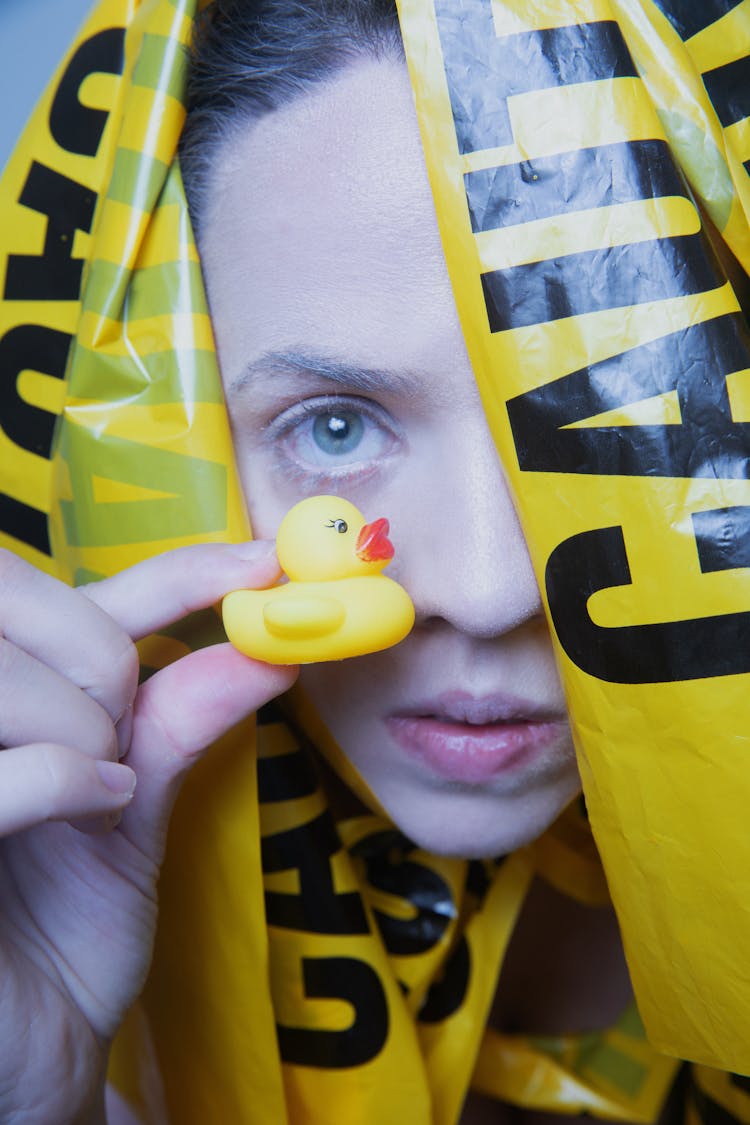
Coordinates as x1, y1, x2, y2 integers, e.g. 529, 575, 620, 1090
228, 349, 422, 397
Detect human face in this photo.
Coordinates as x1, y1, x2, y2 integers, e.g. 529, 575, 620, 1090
199, 59, 580, 858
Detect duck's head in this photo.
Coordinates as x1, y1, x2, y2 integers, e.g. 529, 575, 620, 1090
275, 496, 395, 582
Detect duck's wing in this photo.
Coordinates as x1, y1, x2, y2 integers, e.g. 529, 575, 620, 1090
263, 595, 345, 639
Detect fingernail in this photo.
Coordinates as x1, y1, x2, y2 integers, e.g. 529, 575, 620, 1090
227, 540, 275, 562
96, 760, 136, 798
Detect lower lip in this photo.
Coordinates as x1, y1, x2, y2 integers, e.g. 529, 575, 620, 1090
386, 716, 564, 784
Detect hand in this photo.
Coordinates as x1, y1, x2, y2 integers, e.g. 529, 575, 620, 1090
0, 543, 297, 1123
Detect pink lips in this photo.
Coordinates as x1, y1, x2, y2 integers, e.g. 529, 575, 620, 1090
386, 692, 566, 784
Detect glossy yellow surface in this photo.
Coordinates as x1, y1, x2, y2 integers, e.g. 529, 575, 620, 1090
222, 496, 415, 664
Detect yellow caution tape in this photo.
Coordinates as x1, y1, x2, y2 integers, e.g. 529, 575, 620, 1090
3, 0, 749, 1117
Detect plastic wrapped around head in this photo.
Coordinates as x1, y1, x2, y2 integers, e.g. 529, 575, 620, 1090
2, 0, 750, 1103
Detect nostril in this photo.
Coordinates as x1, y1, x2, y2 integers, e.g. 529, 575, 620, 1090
409, 563, 544, 639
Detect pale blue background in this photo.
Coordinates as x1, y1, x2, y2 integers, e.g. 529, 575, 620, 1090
0, 0, 94, 168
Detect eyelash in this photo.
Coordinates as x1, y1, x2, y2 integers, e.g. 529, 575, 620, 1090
264, 394, 401, 484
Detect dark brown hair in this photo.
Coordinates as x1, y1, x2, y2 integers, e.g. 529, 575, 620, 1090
180, 0, 402, 232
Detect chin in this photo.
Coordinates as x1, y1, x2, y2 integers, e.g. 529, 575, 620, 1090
371, 773, 583, 860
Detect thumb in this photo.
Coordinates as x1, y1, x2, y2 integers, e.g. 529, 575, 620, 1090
117, 642, 297, 859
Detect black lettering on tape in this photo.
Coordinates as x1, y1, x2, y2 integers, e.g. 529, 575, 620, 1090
276, 956, 389, 1068
465, 140, 686, 233
693, 507, 750, 572
350, 830, 452, 956
0, 324, 70, 457
256, 700, 286, 726
0, 494, 50, 556
49, 28, 126, 157
466, 858, 492, 903
652, 1, 743, 43
4, 163, 96, 302
257, 748, 318, 803
546, 524, 750, 682
507, 313, 750, 480
692, 1079, 749, 1125
434, 0, 636, 155
482, 233, 724, 332
418, 936, 470, 1023
262, 813, 369, 935
730, 1072, 750, 1097
431, 0, 750, 688
702, 55, 750, 130
0, 318, 69, 555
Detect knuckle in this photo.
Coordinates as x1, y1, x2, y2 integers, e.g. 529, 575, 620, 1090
135, 680, 200, 769
37, 744, 76, 817
0, 636, 118, 760
0, 640, 28, 712
74, 632, 140, 720
136, 689, 183, 758
0, 548, 30, 597
110, 636, 141, 699
84, 704, 119, 761
0, 637, 18, 680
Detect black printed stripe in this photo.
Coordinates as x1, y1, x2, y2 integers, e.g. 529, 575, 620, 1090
693, 1084, 747, 1125
257, 749, 318, 803
652, 0, 744, 42
434, 1, 637, 153
256, 700, 286, 726
732, 1075, 750, 1097
703, 54, 750, 128
0, 494, 50, 556
693, 507, 750, 571
481, 233, 723, 331
505, 312, 750, 479
465, 140, 686, 233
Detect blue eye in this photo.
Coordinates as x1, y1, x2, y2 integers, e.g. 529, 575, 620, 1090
266, 394, 400, 483
312, 411, 364, 455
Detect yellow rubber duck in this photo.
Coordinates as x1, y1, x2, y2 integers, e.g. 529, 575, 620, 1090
222, 496, 415, 664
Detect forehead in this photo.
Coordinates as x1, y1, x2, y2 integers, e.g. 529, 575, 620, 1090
198, 58, 467, 386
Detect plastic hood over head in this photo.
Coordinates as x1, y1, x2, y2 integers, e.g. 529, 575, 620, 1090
2, 0, 750, 1105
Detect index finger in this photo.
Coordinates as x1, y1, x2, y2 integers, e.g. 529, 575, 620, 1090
83, 540, 280, 640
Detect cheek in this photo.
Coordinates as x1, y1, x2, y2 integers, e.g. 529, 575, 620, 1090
230, 437, 300, 542
301, 660, 372, 722
245, 489, 288, 542
299, 656, 390, 750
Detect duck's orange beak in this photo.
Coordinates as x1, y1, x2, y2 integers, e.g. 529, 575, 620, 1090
355, 517, 394, 562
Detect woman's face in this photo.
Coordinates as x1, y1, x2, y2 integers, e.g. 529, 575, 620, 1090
199, 59, 580, 857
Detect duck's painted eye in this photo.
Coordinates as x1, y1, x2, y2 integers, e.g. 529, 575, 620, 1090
326, 518, 348, 534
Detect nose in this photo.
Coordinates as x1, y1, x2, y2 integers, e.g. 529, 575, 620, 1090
391, 417, 544, 640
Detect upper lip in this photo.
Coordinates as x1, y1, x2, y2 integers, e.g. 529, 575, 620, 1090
391, 690, 564, 726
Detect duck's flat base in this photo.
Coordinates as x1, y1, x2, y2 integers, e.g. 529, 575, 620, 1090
222, 576, 415, 664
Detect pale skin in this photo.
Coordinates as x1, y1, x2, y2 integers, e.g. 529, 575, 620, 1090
0, 56, 637, 1125
0, 544, 296, 1121
200, 59, 581, 860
